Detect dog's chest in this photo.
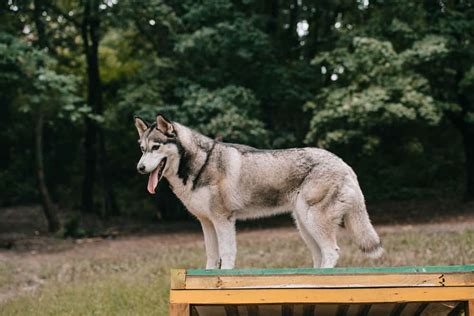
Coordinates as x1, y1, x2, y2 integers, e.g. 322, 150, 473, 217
171, 182, 213, 218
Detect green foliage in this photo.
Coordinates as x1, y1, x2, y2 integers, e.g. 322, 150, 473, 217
174, 85, 269, 147
0, 31, 82, 205
0, 32, 81, 121
402, 35, 449, 64
175, 17, 272, 88
176, 17, 271, 62
304, 0, 474, 199
118, 79, 270, 147
306, 37, 442, 153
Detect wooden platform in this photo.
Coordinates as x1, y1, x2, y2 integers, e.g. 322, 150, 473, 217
169, 265, 474, 315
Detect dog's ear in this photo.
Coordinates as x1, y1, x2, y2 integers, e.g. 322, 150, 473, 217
134, 116, 148, 138
156, 114, 175, 137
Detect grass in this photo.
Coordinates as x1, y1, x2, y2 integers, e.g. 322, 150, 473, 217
0, 262, 15, 292
0, 223, 473, 315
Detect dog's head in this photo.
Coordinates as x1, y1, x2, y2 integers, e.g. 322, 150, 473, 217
134, 114, 180, 194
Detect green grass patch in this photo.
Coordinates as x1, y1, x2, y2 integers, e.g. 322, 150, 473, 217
0, 261, 15, 291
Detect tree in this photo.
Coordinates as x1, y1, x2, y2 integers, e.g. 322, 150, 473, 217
37, 0, 119, 215
32, 0, 61, 232
1, 0, 471, 224
306, 37, 441, 151
405, 1, 474, 199
306, 0, 474, 199
0, 32, 79, 232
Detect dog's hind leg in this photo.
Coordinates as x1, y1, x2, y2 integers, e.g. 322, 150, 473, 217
212, 216, 237, 269
293, 211, 322, 268
198, 217, 220, 269
303, 205, 341, 268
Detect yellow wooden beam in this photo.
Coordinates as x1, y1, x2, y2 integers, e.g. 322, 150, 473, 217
183, 272, 474, 289
170, 287, 474, 305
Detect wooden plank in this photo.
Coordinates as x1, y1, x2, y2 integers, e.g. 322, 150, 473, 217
282, 304, 294, 316
448, 302, 466, 316
186, 265, 474, 276
389, 303, 407, 316
357, 305, 371, 316
413, 303, 429, 316
183, 272, 474, 289
171, 269, 186, 289
336, 304, 349, 316
170, 287, 474, 305
302, 305, 315, 316
169, 303, 190, 316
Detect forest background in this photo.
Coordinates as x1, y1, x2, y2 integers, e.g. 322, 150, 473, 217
1, 0, 473, 233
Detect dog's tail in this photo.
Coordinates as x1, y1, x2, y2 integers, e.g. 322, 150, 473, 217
344, 193, 384, 259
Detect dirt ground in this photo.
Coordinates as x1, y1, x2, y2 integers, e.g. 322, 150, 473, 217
0, 202, 473, 306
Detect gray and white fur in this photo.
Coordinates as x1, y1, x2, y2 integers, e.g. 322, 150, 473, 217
135, 114, 383, 269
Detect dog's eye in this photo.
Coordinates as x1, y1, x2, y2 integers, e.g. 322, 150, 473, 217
152, 145, 160, 151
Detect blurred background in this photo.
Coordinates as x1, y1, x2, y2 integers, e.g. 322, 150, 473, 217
1, 0, 474, 232
1, 1, 474, 314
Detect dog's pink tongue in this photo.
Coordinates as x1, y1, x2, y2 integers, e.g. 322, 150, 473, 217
147, 168, 159, 194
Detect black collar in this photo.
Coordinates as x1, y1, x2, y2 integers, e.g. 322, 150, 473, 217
192, 141, 216, 190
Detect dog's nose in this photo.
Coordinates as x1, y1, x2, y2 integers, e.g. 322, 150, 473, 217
138, 164, 145, 172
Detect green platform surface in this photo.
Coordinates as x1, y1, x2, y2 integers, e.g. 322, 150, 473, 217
187, 265, 474, 276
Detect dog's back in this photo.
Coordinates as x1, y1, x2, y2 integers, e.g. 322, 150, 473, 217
210, 142, 383, 266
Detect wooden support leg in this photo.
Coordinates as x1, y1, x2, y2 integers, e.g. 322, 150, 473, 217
467, 300, 474, 316
169, 303, 190, 316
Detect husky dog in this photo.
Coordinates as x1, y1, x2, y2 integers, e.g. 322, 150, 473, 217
134, 114, 383, 269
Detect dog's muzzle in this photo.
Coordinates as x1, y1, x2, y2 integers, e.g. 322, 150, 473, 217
137, 163, 146, 174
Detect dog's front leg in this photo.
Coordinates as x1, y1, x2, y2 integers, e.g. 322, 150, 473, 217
213, 217, 236, 269
199, 217, 220, 269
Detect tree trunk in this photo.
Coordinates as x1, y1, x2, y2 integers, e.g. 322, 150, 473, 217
32, 0, 61, 232
81, 0, 119, 215
455, 86, 474, 201
461, 126, 474, 200
35, 109, 61, 232
81, 118, 97, 213
98, 129, 120, 217
80, 0, 98, 213
286, 0, 299, 58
